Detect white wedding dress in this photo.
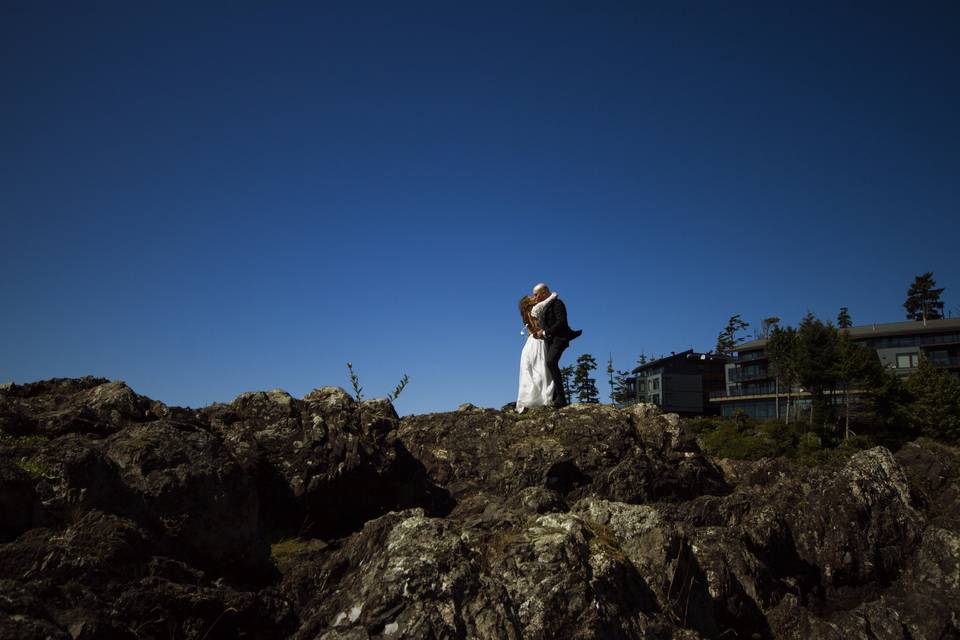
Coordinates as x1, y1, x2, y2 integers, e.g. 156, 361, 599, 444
516, 293, 557, 412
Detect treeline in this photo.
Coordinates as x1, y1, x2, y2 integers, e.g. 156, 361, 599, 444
762, 312, 960, 444
553, 353, 634, 405
695, 312, 960, 465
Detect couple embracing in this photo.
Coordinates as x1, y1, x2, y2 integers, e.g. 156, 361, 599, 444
516, 282, 582, 412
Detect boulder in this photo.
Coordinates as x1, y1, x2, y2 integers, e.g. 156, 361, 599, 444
203, 387, 450, 539
397, 404, 728, 506
0, 509, 296, 639
282, 508, 685, 640
0, 377, 157, 437
895, 437, 960, 530
102, 420, 273, 582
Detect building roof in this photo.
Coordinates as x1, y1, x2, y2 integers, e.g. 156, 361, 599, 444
630, 349, 729, 374
736, 317, 960, 352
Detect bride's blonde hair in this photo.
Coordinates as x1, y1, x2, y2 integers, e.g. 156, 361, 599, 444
518, 295, 541, 334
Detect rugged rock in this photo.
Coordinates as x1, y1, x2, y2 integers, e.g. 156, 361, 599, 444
203, 387, 451, 539
1, 377, 959, 639
0, 509, 296, 639
0, 377, 158, 437
102, 419, 274, 582
280, 507, 692, 640
895, 437, 960, 530
0, 456, 39, 541
397, 403, 728, 507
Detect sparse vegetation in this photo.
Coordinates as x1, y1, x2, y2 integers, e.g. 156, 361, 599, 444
15, 455, 59, 481
346, 362, 410, 403
0, 433, 49, 448
691, 415, 878, 466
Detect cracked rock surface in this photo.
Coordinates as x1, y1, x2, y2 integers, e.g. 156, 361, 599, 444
2, 378, 959, 639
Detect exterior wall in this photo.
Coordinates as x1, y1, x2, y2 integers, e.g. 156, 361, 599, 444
630, 352, 727, 415
722, 397, 812, 419
661, 373, 703, 414
634, 373, 661, 405
724, 363, 738, 394
876, 346, 921, 374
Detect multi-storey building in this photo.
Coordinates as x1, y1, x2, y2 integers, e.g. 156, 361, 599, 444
627, 350, 728, 415
710, 318, 960, 419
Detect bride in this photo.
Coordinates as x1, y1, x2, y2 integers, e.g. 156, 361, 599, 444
515, 290, 558, 412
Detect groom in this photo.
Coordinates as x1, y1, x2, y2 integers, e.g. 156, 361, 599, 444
533, 283, 582, 407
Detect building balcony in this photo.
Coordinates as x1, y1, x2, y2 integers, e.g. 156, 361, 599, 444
728, 369, 770, 382
710, 387, 867, 401
929, 355, 960, 367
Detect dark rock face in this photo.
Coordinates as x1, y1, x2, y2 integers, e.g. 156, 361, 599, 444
0, 456, 39, 541
2, 378, 960, 639
202, 387, 450, 538
102, 419, 273, 581
0, 377, 158, 437
397, 403, 728, 507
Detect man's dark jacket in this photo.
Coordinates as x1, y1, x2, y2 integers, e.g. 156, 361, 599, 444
541, 298, 581, 341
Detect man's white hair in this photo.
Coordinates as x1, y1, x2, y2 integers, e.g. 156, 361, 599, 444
533, 282, 549, 294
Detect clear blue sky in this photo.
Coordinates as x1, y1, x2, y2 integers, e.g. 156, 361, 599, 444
2, 2, 958, 414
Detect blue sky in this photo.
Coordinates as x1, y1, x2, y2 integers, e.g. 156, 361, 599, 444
2, 2, 958, 414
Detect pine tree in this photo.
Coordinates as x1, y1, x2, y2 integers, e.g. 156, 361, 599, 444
904, 272, 945, 322
837, 307, 852, 329
606, 354, 615, 403
760, 317, 780, 339
636, 352, 648, 367
573, 353, 600, 404
716, 314, 750, 355
559, 366, 575, 402
834, 330, 880, 438
904, 358, 960, 443
795, 313, 839, 428
767, 325, 799, 423
611, 370, 633, 404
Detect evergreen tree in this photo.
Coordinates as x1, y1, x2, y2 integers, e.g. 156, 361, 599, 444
559, 366, 575, 402
636, 352, 648, 366
605, 354, 633, 404
795, 313, 839, 428
716, 314, 750, 355
867, 369, 913, 430
834, 330, 880, 438
760, 316, 780, 339
904, 272, 945, 322
606, 354, 615, 403
611, 370, 633, 404
767, 325, 800, 423
904, 358, 960, 443
837, 307, 852, 329
573, 353, 600, 404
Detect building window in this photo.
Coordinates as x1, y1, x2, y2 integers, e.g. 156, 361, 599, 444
896, 353, 919, 369
651, 378, 659, 390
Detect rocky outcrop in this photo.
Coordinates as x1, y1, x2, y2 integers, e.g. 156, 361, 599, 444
2, 377, 959, 639
202, 387, 451, 538
0, 377, 158, 437
397, 403, 728, 507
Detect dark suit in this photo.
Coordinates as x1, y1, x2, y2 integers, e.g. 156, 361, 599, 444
540, 298, 582, 406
